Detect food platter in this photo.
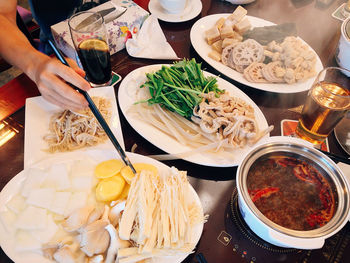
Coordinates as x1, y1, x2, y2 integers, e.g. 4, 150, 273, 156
0, 150, 204, 263
118, 64, 270, 167
24, 86, 124, 169
190, 14, 324, 93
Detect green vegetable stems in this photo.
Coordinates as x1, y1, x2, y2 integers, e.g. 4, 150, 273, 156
139, 59, 224, 119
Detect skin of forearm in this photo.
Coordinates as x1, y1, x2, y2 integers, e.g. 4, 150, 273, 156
0, 15, 50, 82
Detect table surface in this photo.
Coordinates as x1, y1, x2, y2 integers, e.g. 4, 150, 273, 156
1, 0, 350, 262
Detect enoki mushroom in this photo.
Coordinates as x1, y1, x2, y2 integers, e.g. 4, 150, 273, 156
130, 89, 273, 160
43, 97, 111, 153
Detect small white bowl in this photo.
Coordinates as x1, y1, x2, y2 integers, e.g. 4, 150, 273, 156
158, 0, 187, 14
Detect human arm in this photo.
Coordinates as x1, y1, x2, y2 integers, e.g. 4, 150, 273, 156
0, 0, 90, 111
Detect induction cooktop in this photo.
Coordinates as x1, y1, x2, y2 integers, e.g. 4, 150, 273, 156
189, 187, 350, 263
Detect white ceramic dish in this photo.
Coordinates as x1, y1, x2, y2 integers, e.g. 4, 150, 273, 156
148, 0, 202, 23
224, 0, 255, 4
118, 64, 270, 167
24, 86, 124, 169
336, 16, 350, 76
190, 14, 324, 93
0, 150, 204, 263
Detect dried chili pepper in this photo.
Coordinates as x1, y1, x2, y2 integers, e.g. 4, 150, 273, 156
306, 212, 325, 228
293, 165, 316, 184
249, 187, 280, 202
306, 180, 335, 228
274, 157, 299, 167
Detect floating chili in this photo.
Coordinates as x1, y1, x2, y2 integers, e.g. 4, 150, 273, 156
249, 187, 280, 202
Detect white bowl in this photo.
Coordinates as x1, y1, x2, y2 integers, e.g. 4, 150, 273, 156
158, 0, 187, 14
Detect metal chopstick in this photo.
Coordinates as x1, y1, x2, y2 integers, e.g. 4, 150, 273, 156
196, 253, 208, 263
48, 39, 136, 174
319, 150, 350, 165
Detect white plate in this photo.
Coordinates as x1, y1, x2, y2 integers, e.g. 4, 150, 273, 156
118, 64, 270, 167
148, 0, 202, 23
24, 86, 125, 169
190, 14, 324, 93
0, 150, 204, 263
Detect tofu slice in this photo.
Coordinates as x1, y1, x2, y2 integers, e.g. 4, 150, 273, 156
15, 230, 42, 252
21, 168, 48, 197
234, 17, 251, 34
215, 17, 226, 30
15, 206, 47, 230
220, 25, 235, 39
70, 159, 95, 177
64, 191, 88, 217
30, 214, 58, 243
208, 50, 222, 62
43, 163, 71, 191
26, 188, 55, 210
205, 27, 221, 45
6, 194, 26, 214
222, 38, 239, 49
71, 176, 93, 192
229, 5, 248, 22
0, 210, 17, 234
49, 191, 71, 215
211, 39, 223, 53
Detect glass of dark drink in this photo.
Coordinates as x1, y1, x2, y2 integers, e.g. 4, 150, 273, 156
68, 11, 112, 86
296, 67, 350, 145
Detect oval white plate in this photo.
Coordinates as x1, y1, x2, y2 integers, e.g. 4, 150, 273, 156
0, 150, 204, 263
190, 14, 324, 93
118, 64, 270, 167
148, 0, 202, 23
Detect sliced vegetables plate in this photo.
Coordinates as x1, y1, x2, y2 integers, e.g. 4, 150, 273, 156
118, 64, 270, 167
190, 14, 323, 93
0, 150, 203, 263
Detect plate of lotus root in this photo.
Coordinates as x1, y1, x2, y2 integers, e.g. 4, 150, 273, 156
190, 7, 323, 93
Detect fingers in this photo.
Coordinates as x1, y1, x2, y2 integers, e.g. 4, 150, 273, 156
42, 92, 84, 112
39, 80, 88, 111
66, 58, 86, 78
75, 68, 86, 78
33, 58, 92, 110
66, 57, 79, 69
47, 59, 91, 92
39, 72, 89, 108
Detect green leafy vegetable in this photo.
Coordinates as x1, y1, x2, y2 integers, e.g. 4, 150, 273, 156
138, 59, 224, 119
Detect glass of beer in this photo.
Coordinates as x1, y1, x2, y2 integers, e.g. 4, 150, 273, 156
68, 11, 112, 86
295, 67, 350, 145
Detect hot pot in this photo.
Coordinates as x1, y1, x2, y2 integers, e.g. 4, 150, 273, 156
236, 137, 350, 249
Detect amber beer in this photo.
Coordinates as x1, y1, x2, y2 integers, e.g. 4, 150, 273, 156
296, 82, 350, 144
77, 38, 111, 85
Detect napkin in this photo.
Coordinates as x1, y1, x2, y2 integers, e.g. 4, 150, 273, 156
337, 162, 350, 184
126, 15, 179, 60
337, 161, 350, 221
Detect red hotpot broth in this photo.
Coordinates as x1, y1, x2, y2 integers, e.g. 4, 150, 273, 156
246, 155, 338, 231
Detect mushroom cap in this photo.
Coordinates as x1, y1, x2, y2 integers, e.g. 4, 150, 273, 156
79, 219, 110, 257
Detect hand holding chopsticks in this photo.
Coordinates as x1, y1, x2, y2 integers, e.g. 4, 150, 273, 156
48, 39, 136, 174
